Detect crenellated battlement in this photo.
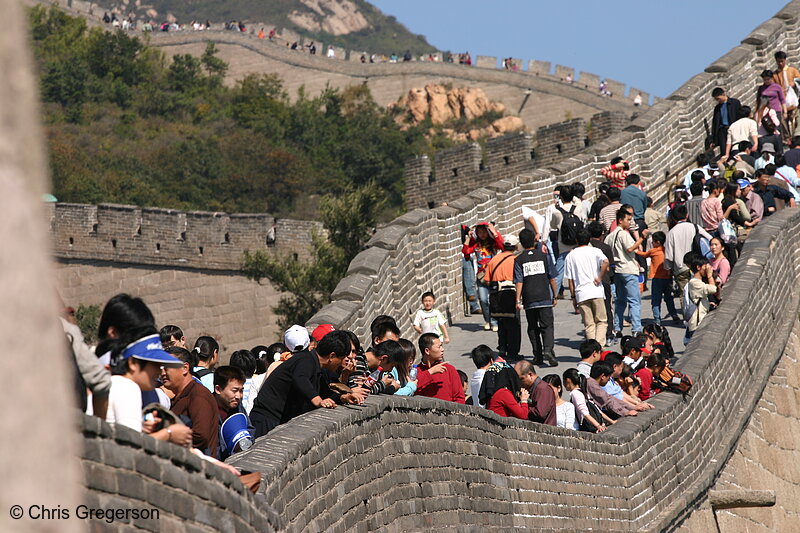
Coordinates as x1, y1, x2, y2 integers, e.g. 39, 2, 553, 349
47, 202, 322, 270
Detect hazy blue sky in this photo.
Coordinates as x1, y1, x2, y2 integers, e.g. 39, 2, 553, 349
369, 0, 789, 98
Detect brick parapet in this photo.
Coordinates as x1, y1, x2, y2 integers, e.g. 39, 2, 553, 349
78, 413, 281, 532
48, 202, 323, 270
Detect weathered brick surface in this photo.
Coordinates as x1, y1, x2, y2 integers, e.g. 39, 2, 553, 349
78, 414, 281, 532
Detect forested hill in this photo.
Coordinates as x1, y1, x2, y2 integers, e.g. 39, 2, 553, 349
91, 0, 437, 55
30, 6, 439, 219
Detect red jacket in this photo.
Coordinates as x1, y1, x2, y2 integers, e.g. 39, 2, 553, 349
461, 229, 504, 271
415, 361, 465, 404
487, 388, 528, 419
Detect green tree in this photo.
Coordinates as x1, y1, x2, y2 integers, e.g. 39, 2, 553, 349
241, 184, 384, 327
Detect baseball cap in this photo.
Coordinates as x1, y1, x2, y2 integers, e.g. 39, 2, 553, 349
624, 337, 646, 351
122, 334, 183, 366
736, 179, 751, 190
761, 142, 776, 153
284, 325, 310, 352
311, 324, 336, 342
504, 234, 520, 248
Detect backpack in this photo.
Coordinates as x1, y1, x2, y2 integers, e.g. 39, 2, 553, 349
652, 363, 693, 395
579, 395, 606, 433
690, 224, 712, 260
556, 205, 583, 245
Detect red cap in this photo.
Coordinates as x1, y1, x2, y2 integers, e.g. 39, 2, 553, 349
311, 324, 336, 342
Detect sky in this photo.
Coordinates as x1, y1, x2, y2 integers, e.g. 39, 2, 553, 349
369, 0, 789, 99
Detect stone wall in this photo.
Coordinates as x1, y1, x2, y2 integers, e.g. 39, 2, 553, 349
404, 112, 627, 210
55, 261, 283, 354
48, 202, 323, 270
232, 208, 800, 532
79, 414, 281, 532
310, 0, 800, 344
676, 319, 800, 533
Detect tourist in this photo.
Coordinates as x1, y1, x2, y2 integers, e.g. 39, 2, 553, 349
514, 229, 558, 367
483, 235, 521, 361
462, 222, 504, 331
664, 204, 713, 296
562, 368, 609, 432
636, 231, 679, 325
711, 87, 741, 155
585, 362, 640, 419
514, 360, 556, 425
605, 208, 648, 335
192, 336, 219, 392
160, 344, 220, 456
414, 333, 464, 404
250, 330, 355, 437
684, 254, 718, 344
159, 324, 187, 349
564, 229, 609, 342
542, 374, 578, 430
229, 350, 258, 414
391, 339, 419, 396
469, 344, 494, 408
412, 291, 450, 344
724, 107, 758, 160
600, 157, 631, 189
479, 361, 529, 420
213, 366, 254, 459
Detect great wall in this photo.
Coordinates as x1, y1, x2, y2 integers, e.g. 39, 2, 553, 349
3, 0, 800, 531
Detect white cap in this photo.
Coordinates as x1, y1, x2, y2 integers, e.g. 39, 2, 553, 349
504, 234, 520, 248
284, 325, 310, 352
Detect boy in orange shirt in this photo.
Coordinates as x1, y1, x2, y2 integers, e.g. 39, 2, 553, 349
636, 232, 680, 325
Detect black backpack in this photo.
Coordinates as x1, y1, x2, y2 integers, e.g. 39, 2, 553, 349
556, 205, 583, 245
690, 224, 710, 259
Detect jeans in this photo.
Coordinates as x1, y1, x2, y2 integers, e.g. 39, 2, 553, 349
555, 250, 570, 295
603, 281, 614, 338
613, 273, 641, 333
477, 283, 496, 326
497, 315, 521, 359
651, 278, 678, 324
525, 306, 554, 359
462, 258, 480, 312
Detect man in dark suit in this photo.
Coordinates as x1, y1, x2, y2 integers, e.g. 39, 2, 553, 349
711, 87, 741, 155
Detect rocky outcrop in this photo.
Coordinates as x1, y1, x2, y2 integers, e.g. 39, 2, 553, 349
289, 0, 369, 36
395, 84, 526, 140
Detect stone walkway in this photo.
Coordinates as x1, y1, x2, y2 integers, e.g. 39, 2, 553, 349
442, 289, 686, 380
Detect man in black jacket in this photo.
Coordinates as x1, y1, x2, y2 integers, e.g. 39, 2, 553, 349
514, 229, 558, 367
711, 87, 741, 154
250, 330, 354, 437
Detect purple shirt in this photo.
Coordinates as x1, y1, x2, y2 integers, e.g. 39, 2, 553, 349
758, 82, 785, 112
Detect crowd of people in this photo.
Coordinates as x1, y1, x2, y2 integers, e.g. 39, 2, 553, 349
64, 45, 798, 464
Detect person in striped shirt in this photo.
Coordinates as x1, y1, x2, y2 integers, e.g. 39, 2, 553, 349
600, 156, 631, 189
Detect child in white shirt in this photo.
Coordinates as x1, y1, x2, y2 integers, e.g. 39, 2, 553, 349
412, 291, 450, 343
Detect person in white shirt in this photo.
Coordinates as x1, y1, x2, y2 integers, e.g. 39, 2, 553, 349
469, 345, 493, 408
724, 106, 758, 159
564, 229, 610, 342
412, 291, 450, 343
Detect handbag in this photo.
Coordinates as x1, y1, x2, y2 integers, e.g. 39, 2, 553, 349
785, 70, 799, 108
718, 218, 737, 244
486, 253, 516, 318
489, 280, 517, 317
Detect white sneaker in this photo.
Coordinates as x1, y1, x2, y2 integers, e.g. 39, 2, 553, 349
492, 325, 499, 332
483, 323, 491, 331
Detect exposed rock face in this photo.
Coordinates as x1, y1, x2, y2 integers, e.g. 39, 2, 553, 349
395, 84, 526, 140
491, 116, 524, 134
289, 0, 370, 36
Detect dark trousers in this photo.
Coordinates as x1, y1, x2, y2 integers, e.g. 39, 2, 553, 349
497, 314, 521, 359
525, 307, 554, 359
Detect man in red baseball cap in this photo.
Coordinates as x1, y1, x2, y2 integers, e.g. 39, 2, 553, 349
310, 324, 336, 350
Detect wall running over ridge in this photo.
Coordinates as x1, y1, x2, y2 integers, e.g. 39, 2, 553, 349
235, 208, 800, 532
30, 0, 640, 132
